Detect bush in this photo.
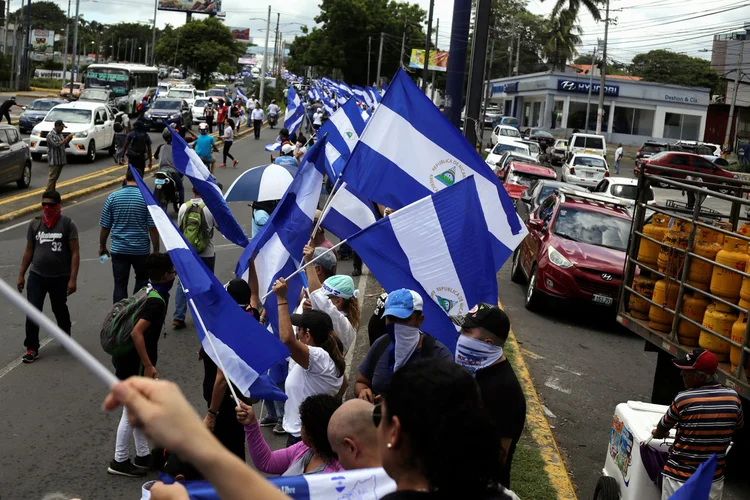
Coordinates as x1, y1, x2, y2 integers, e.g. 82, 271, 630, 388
30, 77, 63, 89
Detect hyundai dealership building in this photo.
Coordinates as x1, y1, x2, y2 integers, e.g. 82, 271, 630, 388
486, 71, 710, 146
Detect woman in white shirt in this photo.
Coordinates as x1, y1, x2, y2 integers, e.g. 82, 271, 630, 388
219, 118, 238, 168
312, 109, 323, 131
273, 278, 345, 446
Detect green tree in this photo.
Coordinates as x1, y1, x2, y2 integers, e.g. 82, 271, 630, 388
630, 49, 723, 96
543, 9, 581, 71
546, 0, 601, 22
9, 1, 67, 31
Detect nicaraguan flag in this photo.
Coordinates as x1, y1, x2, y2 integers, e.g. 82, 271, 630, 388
347, 177, 498, 350
320, 94, 336, 116
235, 87, 247, 104
368, 86, 382, 104
341, 68, 526, 270
352, 85, 367, 101
264, 142, 281, 152
361, 88, 374, 109
284, 85, 305, 135
668, 454, 718, 500
236, 136, 329, 335
129, 166, 289, 400
321, 181, 377, 240
168, 128, 249, 248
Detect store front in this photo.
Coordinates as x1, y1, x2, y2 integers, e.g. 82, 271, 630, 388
486, 72, 710, 146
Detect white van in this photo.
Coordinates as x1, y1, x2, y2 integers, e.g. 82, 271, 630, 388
568, 133, 607, 158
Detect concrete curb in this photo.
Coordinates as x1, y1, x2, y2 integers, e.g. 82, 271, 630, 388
499, 298, 578, 500
18, 93, 58, 98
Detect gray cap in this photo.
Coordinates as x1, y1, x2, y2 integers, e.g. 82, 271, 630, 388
313, 247, 337, 272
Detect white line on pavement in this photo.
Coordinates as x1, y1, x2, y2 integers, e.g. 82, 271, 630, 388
544, 376, 572, 394
0, 336, 53, 381
0, 219, 32, 233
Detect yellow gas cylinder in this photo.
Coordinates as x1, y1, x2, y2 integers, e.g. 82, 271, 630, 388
629, 274, 657, 320
700, 302, 737, 361
711, 236, 750, 303
687, 228, 721, 287
730, 304, 749, 373
638, 215, 670, 268
738, 222, 750, 237
658, 220, 691, 277
716, 222, 733, 245
649, 279, 680, 332
678, 292, 710, 347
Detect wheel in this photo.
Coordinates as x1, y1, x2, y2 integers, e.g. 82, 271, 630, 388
16, 161, 31, 188
657, 180, 670, 189
593, 476, 620, 500
717, 183, 731, 195
510, 248, 526, 284
160, 198, 169, 212
86, 140, 96, 163
525, 265, 541, 311
31, 152, 43, 162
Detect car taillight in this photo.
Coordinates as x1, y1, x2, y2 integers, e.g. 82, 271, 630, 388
569, 167, 575, 175
637, 148, 642, 153
604, 170, 610, 177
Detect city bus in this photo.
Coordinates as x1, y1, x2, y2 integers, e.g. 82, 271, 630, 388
84, 63, 159, 114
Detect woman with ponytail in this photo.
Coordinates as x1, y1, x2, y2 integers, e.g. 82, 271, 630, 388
273, 278, 345, 446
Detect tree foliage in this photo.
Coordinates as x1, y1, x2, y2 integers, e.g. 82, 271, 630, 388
631, 49, 723, 96
10, 1, 67, 32
543, 9, 581, 71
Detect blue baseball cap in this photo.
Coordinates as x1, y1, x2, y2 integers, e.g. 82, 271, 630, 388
381, 289, 424, 319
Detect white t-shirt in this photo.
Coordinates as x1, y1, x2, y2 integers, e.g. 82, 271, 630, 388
223, 125, 234, 142
615, 147, 623, 161
283, 346, 343, 436
177, 199, 216, 257
251, 108, 265, 121
310, 288, 355, 354
246, 98, 256, 109
267, 103, 280, 115
313, 111, 323, 126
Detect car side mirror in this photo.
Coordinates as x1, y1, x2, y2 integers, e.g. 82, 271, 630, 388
22, 106, 27, 110
0, 142, 10, 152
95, 119, 105, 125
528, 218, 545, 232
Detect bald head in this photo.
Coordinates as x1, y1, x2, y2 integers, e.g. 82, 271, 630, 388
328, 399, 380, 470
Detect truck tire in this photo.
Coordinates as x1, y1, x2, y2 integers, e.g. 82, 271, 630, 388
86, 140, 97, 163
593, 476, 620, 500
511, 248, 526, 284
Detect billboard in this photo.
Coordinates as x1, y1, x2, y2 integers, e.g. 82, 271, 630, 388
30, 29, 54, 51
408, 49, 448, 72
238, 57, 257, 66
230, 27, 251, 42
157, 0, 221, 14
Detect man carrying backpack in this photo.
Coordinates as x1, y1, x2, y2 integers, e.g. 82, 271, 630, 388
172, 186, 215, 330
106, 253, 175, 477
121, 120, 152, 177
113, 103, 130, 163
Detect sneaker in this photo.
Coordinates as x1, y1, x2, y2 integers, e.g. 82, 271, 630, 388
233, 159, 239, 168
107, 459, 147, 477
172, 319, 187, 330
219, 163, 227, 168
133, 454, 152, 469
22, 350, 38, 363
352, 268, 362, 277
273, 422, 287, 435
260, 416, 279, 427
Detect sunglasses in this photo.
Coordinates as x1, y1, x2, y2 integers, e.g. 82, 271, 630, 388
371, 403, 382, 427
41, 202, 59, 207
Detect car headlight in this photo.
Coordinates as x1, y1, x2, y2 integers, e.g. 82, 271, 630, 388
75, 131, 88, 138
170, 113, 179, 119
32, 127, 41, 135
547, 245, 573, 269
145, 112, 152, 118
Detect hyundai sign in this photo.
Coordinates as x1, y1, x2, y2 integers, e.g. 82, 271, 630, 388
557, 79, 619, 97
491, 82, 519, 96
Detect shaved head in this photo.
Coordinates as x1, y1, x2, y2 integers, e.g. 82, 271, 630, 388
328, 399, 380, 470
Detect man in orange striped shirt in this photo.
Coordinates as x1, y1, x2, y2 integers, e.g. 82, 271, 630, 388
652, 349, 743, 500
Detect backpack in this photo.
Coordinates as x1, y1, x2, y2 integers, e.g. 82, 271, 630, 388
181, 201, 210, 253
128, 132, 148, 157
100, 286, 164, 356
370, 333, 436, 368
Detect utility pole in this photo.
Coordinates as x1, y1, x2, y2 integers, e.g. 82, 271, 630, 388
95, 30, 100, 63
144, 40, 148, 64
278, 35, 283, 75
724, 35, 746, 152
430, 18, 439, 101
10, 23, 16, 88
421, 0, 434, 92
376, 32, 384, 89
2, 0, 9, 56
479, 37, 495, 144
399, 17, 406, 67
259, 5, 270, 106
62, 0, 71, 78
20, 0, 30, 90
272, 12, 279, 75
463, 0, 491, 147
444, 0, 471, 127
367, 36, 371, 85
68, 0, 79, 93
150, 0, 157, 66
514, 33, 520, 75
584, 45, 598, 133
595, 0, 610, 134
124, 38, 128, 62
116, 38, 120, 61
172, 34, 179, 69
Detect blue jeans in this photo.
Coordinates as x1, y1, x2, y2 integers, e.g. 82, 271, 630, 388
615, 159, 621, 173
264, 381, 286, 421
174, 255, 215, 321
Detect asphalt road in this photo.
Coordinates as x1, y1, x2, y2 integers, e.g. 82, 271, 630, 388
0, 122, 377, 500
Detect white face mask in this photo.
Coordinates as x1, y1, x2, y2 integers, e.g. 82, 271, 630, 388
387, 322, 421, 372
455, 335, 503, 376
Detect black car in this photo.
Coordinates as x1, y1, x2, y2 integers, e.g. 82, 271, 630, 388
634, 140, 686, 166
521, 128, 555, 153
144, 98, 192, 129
515, 180, 585, 222
0, 124, 32, 189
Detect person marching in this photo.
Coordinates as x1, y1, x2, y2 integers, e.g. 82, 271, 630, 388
251, 102, 264, 140
219, 118, 239, 168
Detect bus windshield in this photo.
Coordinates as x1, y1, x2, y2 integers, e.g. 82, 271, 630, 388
85, 68, 129, 96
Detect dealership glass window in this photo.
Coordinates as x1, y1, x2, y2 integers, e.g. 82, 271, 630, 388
663, 112, 701, 140
566, 101, 608, 132
612, 106, 654, 136
552, 100, 564, 129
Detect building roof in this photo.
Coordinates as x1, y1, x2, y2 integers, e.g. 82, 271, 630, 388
567, 64, 642, 81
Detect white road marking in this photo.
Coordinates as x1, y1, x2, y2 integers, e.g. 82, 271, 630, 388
543, 405, 557, 419
544, 376, 572, 394
0, 337, 54, 381
520, 347, 545, 360
555, 365, 583, 376
0, 218, 31, 233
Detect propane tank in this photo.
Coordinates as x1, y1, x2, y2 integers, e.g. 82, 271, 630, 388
730, 298, 750, 373
715, 221, 733, 245
679, 292, 710, 347
658, 220, 691, 278
738, 222, 750, 237
700, 302, 738, 361
710, 236, 750, 304
638, 215, 670, 268
649, 279, 680, 332
629, 274, 657, 320
687, 228, 721, 287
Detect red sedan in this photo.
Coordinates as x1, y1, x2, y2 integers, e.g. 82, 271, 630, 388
499, 161, 557, 201
635, 151, 737, 192
510, 188, 632, 311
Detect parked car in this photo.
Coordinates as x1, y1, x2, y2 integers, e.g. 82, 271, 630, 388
590, 177, 655, 207
500, 161, 557, 202
701, 155, 730, 168
676, 140, 721, 157
510, 188, 632, 311
191, 97, 210, 123
567, 132, 607, 158
490, 124, 522, 145
144, 98, 192, 129
29, 101, 115, 163
516, 180, 585, 222
166, 87, 196, 107
522, 128, 555, 152
484, 105, 503, 127
18, 98, 63, 134
207, 87, 229, 101
485, 142, 530, 168
635, 141, 673, 166
547, 139, 568, 166
0, 124, 32, 188
492, 116, 520, 129
562, 152, 610, 188
156, 83, 171, 98
60, 82, 84, 100
492, 151, 540, 178
516, 139, 541, 160
634, 152, 737, 191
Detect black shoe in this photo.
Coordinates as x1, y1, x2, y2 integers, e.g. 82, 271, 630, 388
22, 350, 38, 363
107, 459, 147, 477
352, 269, 362, 277
133, 454, 152, 469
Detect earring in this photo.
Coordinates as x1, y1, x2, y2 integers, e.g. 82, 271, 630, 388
387, 443, 392, 449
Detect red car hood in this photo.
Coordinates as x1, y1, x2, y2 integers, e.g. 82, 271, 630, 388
504, 183, 529, 199
552, 236, 626, 274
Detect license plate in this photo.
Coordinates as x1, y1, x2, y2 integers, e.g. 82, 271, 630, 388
593, 294, 613, 306
585, 172, 594, 178
155, 178, 166, 185
584, 148, 596, 153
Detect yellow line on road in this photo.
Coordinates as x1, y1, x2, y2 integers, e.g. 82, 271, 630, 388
498, 298, 578, 500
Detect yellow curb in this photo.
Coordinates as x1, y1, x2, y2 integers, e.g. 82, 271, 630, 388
18, 93, 58, 98
498, 298, 578, 500
30, 87, 61, 92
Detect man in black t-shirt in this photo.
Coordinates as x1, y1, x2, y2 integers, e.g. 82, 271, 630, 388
457, 303, 527, 489
0, 96, 22, 124
107, 253, 175, 478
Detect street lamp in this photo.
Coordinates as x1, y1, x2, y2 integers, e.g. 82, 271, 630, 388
139, 46, 143, 64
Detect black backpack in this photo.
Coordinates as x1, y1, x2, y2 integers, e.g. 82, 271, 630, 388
128, 132, 148, 157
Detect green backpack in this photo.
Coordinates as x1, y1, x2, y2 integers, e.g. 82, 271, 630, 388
181, 201, 210, 254
100, 286, 164, 356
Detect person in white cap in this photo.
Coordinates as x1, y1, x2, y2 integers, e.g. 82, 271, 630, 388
274, 143, 300, 168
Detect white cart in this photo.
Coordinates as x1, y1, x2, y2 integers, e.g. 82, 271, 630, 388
594, 401, 674, 500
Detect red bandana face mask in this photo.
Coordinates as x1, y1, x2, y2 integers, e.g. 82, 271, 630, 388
42, 204, 61, 228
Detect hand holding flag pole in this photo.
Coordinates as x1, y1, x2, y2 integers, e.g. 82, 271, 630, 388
261, 241, 346, 301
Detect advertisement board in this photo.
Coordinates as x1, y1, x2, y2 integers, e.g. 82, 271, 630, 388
408, 49, 448, 72
230, 27, 251, 42
30, 29, 54, 51
238, 57, 257, 66
157, 0, 221, 14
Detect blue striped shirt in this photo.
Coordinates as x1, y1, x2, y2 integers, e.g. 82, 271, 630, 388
99, 185, 155, 255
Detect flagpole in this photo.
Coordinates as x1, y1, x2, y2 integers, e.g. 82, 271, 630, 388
0, 278, 119, 388
189, 296, 242, 408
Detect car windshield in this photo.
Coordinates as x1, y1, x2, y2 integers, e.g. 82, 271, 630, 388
553, 207, 631, 251
152, 100, 181, 110
526, 143, 540, 153
642, 144, 666, 154
533, 130, 554, 138
194, 99, 209, 107
539, 184, 581, 200
555, 140, 568, 149
510, 155, 539, 165
208, 89, 224, 97
611, 184, 655, 201
81, 90, 109, 101
573, 156, 606, 168
500, 128, 521, 137
507, 172, 545, 187
44, 108, 91, 124
30, 100, 58, 111
168, 90, 192, 99
503, 118, 519, 127
493, 143, 526, 155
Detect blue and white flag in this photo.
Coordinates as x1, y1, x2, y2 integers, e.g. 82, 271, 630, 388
321, 181, 377, 240
236, 136, 329, 335
320, 94, 336, 116
347, 177, 498, 350
235, 87, 247, 104
668, 454, 717, 500
352, 85, 367, 101
265, 142, 281, 152
368, 86, 381, 105
129, 166, 289, 400
341, 69, 526, 270
168, 128, 249, 248
284, 86, 305, 135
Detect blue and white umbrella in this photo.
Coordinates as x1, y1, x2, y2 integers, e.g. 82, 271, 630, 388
265, 142, 281, 151
223, 164, 298, 202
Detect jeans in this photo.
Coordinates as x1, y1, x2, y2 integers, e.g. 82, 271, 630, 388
615, 159, 621, 173
114, 133, 127, 163
263, 381, 286, 422
111, 253, 149, 303
174, 256, 215, 321
128, 155, 146, 178
253, 119, 262, 139
25, 272, 71, 351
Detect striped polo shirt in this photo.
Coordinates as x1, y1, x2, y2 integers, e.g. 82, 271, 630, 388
99, 185, 155, 255
660, 383, 744, 481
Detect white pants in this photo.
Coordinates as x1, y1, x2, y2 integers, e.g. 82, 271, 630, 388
661, 475, 724, 500
114, 407, 150, 462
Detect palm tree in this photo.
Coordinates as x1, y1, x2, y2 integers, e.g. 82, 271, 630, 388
549, 0, 601, 22
544, 9, 582, 71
